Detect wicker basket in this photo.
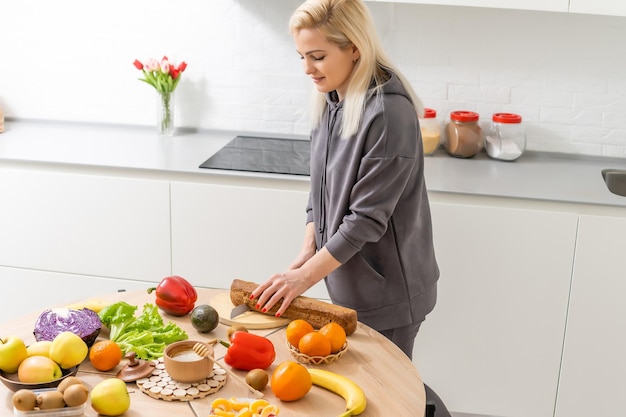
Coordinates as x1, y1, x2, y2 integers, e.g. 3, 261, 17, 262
286, 340, 348, 365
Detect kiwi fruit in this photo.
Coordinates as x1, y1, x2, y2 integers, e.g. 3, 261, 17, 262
245, 368, 269, 390
227, 324, 249, 341
12, 389, 38, 411
57, 376, 84, 393
37, 390, 66, 410
63, 383, 90, 407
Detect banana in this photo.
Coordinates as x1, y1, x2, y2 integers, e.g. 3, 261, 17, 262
66, 298, 109, 313
308, 368, 366, 417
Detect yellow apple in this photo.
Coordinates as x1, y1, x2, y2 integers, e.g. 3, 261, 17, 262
17, 356, 62, 383
26, 340, 53, 358
49, 332, 88, 369
90, 378, 130, 416
0, 336, 28, 373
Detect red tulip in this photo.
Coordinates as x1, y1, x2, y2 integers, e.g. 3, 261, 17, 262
177, 61, 187, 72
133, 59, 144, 70
170, 68, 180, 80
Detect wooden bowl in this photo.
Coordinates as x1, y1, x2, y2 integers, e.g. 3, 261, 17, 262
0, 366, 79, 392
163, 340, 214, 383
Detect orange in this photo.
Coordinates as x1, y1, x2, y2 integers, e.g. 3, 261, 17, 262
319, 322, 347, 353
89, 340, 123, 371
298, 331, 332, 357
286, 319, 314, 348
270, 361, 312, 401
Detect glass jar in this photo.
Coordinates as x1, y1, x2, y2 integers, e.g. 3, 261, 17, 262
485, 113, 526, 161
419, 108, 441, 155
444, 111, 483, 158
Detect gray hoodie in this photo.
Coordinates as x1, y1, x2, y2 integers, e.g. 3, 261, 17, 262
306, 72, 439, 331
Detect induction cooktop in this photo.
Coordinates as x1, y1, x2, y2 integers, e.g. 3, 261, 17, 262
199, 136, 310, 176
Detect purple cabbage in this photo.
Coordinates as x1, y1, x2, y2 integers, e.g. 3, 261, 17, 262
34, 308, 102, 347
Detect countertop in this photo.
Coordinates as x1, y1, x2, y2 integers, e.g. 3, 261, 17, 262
1, 119, 626, 208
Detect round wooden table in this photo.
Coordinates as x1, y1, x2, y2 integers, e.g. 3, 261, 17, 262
1, 288, 426, 416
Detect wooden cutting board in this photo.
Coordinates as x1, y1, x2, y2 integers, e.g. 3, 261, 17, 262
209, 292, 290, 329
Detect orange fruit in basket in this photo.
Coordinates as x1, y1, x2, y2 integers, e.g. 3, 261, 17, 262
286, 319, 314, 347
89, 340, 123, 371
319, 322, 347, 353
271, 361, 312, 401
298, 331, 332, 357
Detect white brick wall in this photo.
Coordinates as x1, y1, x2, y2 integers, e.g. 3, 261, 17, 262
1, 0, 625, 157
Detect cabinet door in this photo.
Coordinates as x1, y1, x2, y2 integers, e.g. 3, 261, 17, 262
569, 0, 626, 16
0, 169, 171, 281
0, 266, 153, 325
414, 202, 577, 417
372, 0, 568, 13
555, 215, 626, 417
170, 182, 330, 299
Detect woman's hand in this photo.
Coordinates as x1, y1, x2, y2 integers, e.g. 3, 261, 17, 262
251, 247, 342, 318
251, 269, 314, 317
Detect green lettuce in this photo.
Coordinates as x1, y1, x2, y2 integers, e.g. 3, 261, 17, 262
98, 301, 187, 360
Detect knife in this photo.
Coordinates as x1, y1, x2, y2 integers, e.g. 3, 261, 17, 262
230, 303, 252, 319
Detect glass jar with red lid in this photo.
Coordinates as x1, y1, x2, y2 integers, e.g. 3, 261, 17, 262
444, 111, 483, 158
419, 108, 441, 155
485, 113, 526, 161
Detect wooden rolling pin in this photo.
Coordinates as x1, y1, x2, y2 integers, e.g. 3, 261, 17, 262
230, 279, 358, 336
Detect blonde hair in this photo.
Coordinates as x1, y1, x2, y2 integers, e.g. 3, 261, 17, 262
289, 0, 423, 138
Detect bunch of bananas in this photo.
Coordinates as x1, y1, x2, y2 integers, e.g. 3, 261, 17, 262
308, 369, 367, 416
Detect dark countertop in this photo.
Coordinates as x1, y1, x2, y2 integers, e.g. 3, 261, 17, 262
1, 119, 625, 208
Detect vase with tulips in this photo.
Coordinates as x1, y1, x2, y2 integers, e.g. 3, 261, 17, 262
133, 56, 187, 136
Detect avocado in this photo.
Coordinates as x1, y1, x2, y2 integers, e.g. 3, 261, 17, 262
190, 305, 219, 333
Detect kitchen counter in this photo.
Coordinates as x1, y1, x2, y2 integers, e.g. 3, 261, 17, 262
0, 288, 426, 416
1, 119, 626, 208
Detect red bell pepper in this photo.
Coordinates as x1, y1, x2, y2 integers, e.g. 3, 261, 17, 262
222, 331, 276, 371
147, 276, 197, 316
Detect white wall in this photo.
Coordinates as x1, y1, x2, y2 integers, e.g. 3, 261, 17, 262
1, 0, 625, 157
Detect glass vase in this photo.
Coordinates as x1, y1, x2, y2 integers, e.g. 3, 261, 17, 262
157, 91, 175, 136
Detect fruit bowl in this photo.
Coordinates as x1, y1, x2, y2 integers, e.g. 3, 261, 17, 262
0, 366, 79, 392
286, 340, 348, 365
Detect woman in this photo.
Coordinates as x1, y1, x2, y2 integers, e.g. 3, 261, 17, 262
251, 0, 439, 360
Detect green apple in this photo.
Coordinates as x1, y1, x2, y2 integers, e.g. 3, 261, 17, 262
49, 331, 88, 369
17, 356, 62, 383
90, 378, 130, 416
0, 336, 28, 373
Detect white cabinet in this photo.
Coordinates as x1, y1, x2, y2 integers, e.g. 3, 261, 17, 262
569, 0, 626, 16
414, 202, 578, 417
170, 182, 330, 299
370, 0, 569, 13
0, 266, 154, 326
0, 168, 171, 281
555, 215, 626, 417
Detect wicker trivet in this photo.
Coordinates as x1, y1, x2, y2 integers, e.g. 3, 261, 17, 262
136, 357, 227, 401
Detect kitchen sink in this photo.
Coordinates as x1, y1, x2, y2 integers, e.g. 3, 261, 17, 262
602, 169, 626, 197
